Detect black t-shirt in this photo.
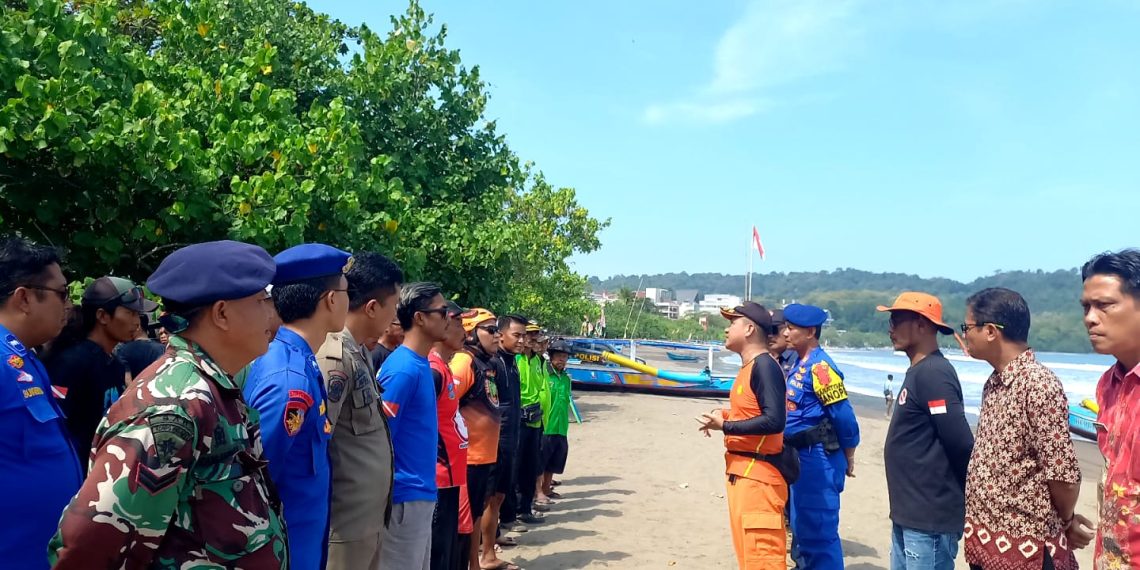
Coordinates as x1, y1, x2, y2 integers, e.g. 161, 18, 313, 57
884, 351, 975, 533
371, 344, 394, 373
115, 339, 166, 378
44, 340, 127, 474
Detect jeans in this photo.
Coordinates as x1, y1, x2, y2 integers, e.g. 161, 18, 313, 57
890, 524, 961, 570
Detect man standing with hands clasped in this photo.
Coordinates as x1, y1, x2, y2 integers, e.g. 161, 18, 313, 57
698, 302, 790, 569
879, 293, 974, 570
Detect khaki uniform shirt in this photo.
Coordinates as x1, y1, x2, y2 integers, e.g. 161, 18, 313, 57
316, 328, 394, 542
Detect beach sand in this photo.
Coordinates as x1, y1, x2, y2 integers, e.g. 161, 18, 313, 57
501, 390, 1101, 569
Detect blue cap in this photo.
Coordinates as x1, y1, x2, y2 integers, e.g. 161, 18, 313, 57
783, 303, 828, 328
272, 244, 353, 285
147, 241, 276, 305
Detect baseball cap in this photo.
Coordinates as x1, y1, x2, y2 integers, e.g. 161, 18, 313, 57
877, 292, 954, 335
720, 301, 774, 332
82, 277, 159, 313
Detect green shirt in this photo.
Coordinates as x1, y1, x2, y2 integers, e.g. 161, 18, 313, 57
544, 366, 572, 436
516, 353, 549, 428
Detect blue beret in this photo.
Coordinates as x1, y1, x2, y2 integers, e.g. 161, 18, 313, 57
147, 241, 275, 305
272, 243, 353, 285
783, 303, 828, 328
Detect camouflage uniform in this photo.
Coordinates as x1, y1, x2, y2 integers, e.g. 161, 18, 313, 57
49, 335, 288, 569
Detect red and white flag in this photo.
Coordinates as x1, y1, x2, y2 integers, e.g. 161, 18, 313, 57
752, 226, 766, 260
928, 399, 947, 415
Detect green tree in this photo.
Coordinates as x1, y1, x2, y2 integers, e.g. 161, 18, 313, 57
0, 0, 606, 326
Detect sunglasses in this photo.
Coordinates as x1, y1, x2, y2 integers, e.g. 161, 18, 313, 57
959, 322, 1005, 333
418, 307, 450, 318
477, 325, 500, 334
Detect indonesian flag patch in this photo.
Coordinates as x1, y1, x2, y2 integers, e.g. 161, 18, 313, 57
928, 399, 947, 415
382, 401, 400, 418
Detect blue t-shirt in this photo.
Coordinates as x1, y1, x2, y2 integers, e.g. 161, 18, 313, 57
378, 345, 438, 504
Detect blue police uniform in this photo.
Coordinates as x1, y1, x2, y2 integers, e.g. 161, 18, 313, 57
0, 324, 83, 569
782, 304, 860, 570
243, 243, 352, 570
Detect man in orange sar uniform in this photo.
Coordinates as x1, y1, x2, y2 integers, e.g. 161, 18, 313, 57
698, 301, 790, 570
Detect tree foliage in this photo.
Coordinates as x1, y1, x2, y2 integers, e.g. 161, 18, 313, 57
0, 0, 606, 323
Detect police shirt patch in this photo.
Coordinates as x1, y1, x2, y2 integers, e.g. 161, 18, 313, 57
328, 371, 347, 403
7, 355, 23, 369
16, 371, 33, 383
811, 361, 849, 406
284, 403, 305, 436
149, 413, 195, 464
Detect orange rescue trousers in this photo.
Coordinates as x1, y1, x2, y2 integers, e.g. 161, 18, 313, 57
726, 474, 788, 570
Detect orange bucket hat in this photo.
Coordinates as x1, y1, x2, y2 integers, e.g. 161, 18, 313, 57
877, 292, 954, 335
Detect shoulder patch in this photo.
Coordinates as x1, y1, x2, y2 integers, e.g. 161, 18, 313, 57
148, 413, 195, 464
136, 463, 182, 495
7, 355, 23, 369
327, 370, 348, 403
288, 389, 314, 409
812, 361, 848, 406
284, 402, 305, 436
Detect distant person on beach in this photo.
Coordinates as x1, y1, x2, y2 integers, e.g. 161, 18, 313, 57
768, 309, 797, 375
962, 287, 1090, 570
697, 302, 789, 569
782, 303, 860, 569
878, 292, 973, 570
883, 374, 894, 417
1081, 249, 1140, 567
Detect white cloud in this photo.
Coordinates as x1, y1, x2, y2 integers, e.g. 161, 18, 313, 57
644, 0, 862, 126
642, 98, 771, 125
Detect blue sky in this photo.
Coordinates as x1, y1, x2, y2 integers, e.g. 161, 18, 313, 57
307, 0, 1139, 282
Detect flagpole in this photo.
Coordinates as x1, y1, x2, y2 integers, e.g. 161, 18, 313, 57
747, 230, 753, 301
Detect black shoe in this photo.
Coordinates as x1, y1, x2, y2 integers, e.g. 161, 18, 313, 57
519, 513, 545, 524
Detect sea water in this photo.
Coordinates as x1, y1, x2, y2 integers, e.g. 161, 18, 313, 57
716, 349, 1114, 415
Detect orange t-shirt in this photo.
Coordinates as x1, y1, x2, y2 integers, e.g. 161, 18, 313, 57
450, 351, 500, 465
724, 358, 784, 485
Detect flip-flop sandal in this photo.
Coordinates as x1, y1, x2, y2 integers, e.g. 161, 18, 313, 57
496, 536, 518, 547
547, 491, 562, 499
480, 562, 520, 570
551, 480, 562, 486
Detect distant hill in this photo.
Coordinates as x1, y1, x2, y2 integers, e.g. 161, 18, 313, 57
589, 269, 1092, 353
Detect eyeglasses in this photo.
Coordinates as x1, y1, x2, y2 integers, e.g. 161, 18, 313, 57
23, 285, 69, 303
959, 322, 1005, 333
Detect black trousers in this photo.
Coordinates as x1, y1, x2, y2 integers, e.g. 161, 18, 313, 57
430, 486, 461, 570
516, 424, 544, 517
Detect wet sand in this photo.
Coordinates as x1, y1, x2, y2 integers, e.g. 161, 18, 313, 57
499, 390, 1101, 569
